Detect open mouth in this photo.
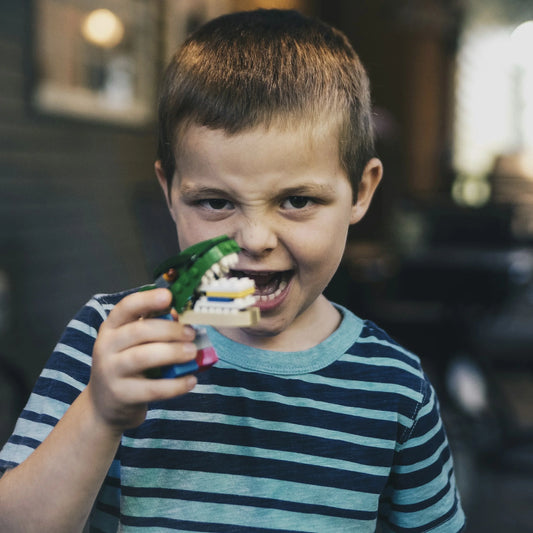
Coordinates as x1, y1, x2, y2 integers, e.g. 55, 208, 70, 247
231, 270, 293, 305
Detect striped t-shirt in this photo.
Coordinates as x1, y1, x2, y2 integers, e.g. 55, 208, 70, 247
0, 291, 465, 532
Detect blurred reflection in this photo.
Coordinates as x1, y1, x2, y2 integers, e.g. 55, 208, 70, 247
454, 4, 533, 208
33, 0, 157, 125
81, 8, 125, 48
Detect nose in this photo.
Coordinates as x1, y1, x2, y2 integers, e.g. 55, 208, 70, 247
234, 218, 278, 258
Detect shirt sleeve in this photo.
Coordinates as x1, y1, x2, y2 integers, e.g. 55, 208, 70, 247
379, 377, 466, 532
0, 295, 109, 472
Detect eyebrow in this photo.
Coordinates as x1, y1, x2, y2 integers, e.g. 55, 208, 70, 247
179, 182, 337, 199
274, 184, 337, 197
178, 184, 229, 200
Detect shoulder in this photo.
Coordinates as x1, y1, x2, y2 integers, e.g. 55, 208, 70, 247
357, 319, 423, 369
39, 288, 139, 383
68, 288, 138, 328
88, 288, 138, 315
360, 318, 429, 397
334, 310, 433, 434
337, 305, 425, 383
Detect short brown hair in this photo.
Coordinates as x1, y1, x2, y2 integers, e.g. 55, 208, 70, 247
157, 9, 375, 200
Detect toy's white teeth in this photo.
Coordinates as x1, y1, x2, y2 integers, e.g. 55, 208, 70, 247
200, 271, 215, 285
221, 253, 239, 270
200, 253, 241, 286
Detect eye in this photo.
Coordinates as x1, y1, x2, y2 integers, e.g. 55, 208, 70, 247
198, 198, 234, 210
281, 196, 314, 209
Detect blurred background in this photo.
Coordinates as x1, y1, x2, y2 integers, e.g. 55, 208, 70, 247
1, 0, 533, 530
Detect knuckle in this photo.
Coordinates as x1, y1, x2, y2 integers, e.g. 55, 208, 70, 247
128, 345, 151, 372
145, 378, 167, 400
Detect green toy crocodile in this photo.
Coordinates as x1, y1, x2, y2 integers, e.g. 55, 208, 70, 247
145, 235, 260, 326
142, 235, 260, 378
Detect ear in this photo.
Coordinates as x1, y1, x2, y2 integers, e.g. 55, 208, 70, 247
350, 158, 383, 225
155, 160, 175, 219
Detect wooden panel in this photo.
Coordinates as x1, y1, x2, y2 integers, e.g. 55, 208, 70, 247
0, 3, 168, 390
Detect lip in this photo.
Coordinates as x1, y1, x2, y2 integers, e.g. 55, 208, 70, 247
255, 275, 292, 312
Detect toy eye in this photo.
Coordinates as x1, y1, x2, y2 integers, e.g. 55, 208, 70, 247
163, 268, 178, 283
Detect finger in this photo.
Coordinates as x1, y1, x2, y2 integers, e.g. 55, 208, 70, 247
118, 374, 198, 404
105, 318, 196, 354
105, 289, 173, 329
117, 341, 198, 376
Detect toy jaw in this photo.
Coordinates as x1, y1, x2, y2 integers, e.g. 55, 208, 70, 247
181, 258, 260, 327
158, 237, 261, 327
144, 236, 261, 379
199, 252, 239, 286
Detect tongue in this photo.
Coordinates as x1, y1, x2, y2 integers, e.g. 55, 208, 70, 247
233, 271, 281, 296
253, 274, 281, 296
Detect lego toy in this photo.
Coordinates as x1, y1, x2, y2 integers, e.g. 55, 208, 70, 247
142, 235, 260, 378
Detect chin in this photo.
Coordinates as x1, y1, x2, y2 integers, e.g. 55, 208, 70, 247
240, 321, 287, 339
227, 312, 292, 343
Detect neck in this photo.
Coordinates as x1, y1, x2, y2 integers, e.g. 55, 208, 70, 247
216, 295, 342, 352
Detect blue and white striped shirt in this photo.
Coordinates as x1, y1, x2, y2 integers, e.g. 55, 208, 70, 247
0, 291, 465, 532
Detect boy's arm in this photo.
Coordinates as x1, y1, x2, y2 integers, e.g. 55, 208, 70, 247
0, 289, 198, 532
0, 388, 123, 532
379, 380, 466, 532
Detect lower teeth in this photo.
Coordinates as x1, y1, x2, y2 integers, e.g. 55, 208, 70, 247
258, 280, 287, 302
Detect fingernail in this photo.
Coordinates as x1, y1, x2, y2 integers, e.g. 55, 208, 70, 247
183, 326, 196, 340
156, 288, 171, 303
183, 342, 197, 356
185, 375, 197, 390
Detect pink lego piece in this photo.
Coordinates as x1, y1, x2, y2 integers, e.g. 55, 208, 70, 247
196, 346, 219, 371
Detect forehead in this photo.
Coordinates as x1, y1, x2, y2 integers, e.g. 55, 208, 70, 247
175, 116, 343, 170
172, 121, 353, 203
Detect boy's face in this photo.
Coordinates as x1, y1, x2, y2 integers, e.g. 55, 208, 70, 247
156, 122, 381, 349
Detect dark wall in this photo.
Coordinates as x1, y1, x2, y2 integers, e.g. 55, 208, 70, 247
0, 0, 462, 419
0, 2, 174, 390
0, 0, 462, 384
318, 0, 460, 200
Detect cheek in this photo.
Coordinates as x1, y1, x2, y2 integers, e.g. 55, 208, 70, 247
174, 210, 201, 248
292, 224, 347, 276
175, 210, 228, 250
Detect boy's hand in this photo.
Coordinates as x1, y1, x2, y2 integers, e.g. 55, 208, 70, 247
87, 288, 198, 432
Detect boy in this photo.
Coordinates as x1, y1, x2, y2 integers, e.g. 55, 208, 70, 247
0, 9, 465, 532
